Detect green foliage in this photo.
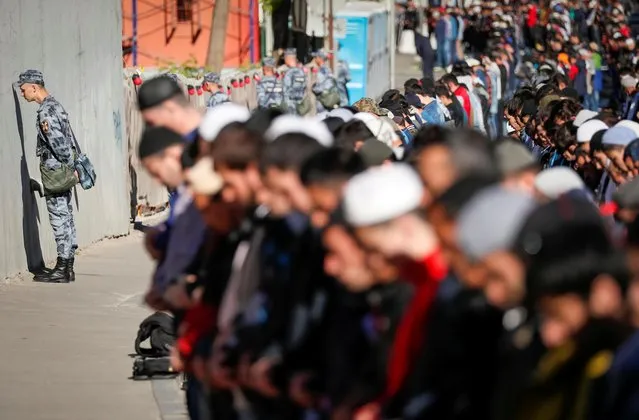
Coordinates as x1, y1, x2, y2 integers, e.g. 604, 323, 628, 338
260, 0, 284, 14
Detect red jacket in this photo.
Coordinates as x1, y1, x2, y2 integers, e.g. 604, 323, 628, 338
454, 85, 472, 124
176, 304, 217, 360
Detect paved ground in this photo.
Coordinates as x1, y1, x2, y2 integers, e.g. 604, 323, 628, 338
0, 231, 187, 420
394, 52, 425, 88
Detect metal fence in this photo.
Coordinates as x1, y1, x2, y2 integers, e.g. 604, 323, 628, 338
123, 67, 320, 213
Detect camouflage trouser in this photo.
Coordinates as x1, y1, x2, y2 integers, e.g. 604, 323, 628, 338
45, 191, 77, 259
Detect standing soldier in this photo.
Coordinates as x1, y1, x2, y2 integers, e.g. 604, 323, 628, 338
281, 48, 310, 115
17, 70, 77, 283
203, 72, 230, 108
311, 50, 341, 112
256, 57, 284, 109
337, 58, 351, 106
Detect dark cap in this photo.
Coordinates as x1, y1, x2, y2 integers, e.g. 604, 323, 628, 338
137, 76, 184, 111
404, 92, 424, 109
138, 126, 184, 159
357, 139, 394, 167
613, 176, 639, 210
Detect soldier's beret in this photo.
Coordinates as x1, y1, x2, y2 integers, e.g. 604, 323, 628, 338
18, 69, 45, 86
137, 76, 184, 111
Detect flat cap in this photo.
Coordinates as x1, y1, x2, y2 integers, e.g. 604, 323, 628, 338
199, 102, 251, 142
137, 76, 183, 110
138, 126, 184, 159
602, 126, 637, 147
203, 72, 221, 84
17, 69, 44, 86
343, 163, 423, 227
457, 186, 537, 261
265, 115, 333, 147
311, 50, 330, 60
573, 109, 598, 127
534, 167, 586, 199
495, 140, 537, 175
577, 119, 608, 143
262, 57, 276, 67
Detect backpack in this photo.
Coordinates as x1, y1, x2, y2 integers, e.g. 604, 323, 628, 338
317, 78, 341, 110
134, 312, 175, 357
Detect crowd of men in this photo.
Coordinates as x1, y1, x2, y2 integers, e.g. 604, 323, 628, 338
133, 0, 639, 419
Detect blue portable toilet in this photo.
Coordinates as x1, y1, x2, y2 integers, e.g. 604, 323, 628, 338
335, 2, 391, 104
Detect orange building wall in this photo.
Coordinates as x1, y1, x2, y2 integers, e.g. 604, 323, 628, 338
122, 0, 259, 68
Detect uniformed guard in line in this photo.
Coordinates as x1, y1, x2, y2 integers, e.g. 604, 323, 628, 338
337, 57, 351, 106
256, 57, 284, 109
203, 72, 229, 108
17, 69, 77, 283
311, 50, 341, 112
281, 48, 310, 115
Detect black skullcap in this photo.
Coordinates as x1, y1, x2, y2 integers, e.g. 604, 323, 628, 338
137, 76, 184, 111
138, 126, 184, 159
560, 87, 580, 101
521, 99, 537, 117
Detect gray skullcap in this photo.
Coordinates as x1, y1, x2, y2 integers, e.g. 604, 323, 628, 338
357, 139, 394, 167
17, 69, 44, 86
602, 126, 637, 147
343, 163, 423, 227
615, 120, 639, 138
262, 57, 276, 67
137, 75, 183, 110
199, 102, 251, 142
534, 167, 586, 199
284, 48, 297, 57
573, 109, 598, 127
265, 115, 334, 147
496, 140, 537, 175
613, 177, 639, 210
577, 119, 608, 143
457, 186, 537, 261
204, 72, 221, 84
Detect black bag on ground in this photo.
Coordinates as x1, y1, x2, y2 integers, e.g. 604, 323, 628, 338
132, 356, 176, 379
134, 312, 176, 357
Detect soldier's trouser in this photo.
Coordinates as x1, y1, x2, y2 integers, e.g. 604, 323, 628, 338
46, 191, 77, 259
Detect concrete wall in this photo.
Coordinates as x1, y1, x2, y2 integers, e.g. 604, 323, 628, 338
0, 0, 130, 278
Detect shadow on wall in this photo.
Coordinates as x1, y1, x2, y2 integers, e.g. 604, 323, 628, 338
12, 87, 46, 274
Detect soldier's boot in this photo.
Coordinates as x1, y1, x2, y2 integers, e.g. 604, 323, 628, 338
67, 258, 75, 282
34, 258, 70, 283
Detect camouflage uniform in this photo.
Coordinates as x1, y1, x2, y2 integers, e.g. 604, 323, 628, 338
281, 49, 308, 115
312, 64, 337, 113
204, 72, 230, 108
20, 72, 78, 260
257, 57, 284, 109
336, 59, 351, 106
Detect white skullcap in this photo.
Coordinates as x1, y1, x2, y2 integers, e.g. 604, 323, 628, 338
328, 108, 354, 122
315, 111, 329, 121
353, 112, 378, 124
466, 58, 481, 67
186, 157, 223, 195
577, 119, 608, 143
265, 115, 334, 147
343, 163, 423, 227
534, 167, 586, 199
615, 120, 639, 138
573, 109, 598, 127
199, 102, 251, 142
621, 74, 638, 89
